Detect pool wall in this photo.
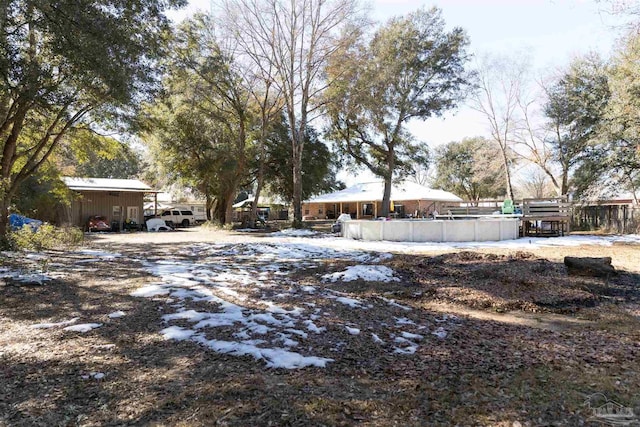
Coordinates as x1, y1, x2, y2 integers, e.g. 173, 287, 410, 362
341, 219, 520, 242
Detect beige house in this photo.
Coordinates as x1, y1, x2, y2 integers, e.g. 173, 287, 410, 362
62, 177, 157, 230
303, 181, 462, 219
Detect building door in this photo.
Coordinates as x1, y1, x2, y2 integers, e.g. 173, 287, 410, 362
127, 206, 139, 223
112, 205, 123, 231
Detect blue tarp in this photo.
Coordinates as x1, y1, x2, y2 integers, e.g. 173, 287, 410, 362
9, 214, 43, 231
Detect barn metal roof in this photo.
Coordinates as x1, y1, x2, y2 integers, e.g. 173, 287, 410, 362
62, 177, 156, 193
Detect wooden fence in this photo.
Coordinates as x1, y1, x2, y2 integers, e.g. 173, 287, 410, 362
443, 198, 572, 237
572, 204, 640, 234
521, 197, 571, 236
438, 199, 640, 235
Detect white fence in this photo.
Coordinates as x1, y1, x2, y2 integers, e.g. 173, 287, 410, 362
342, 219, 520, 242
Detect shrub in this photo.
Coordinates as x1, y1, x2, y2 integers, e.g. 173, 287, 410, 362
9, 224, 84, 251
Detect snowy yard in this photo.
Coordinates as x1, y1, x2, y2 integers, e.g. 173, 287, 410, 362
1, 229, 640, 426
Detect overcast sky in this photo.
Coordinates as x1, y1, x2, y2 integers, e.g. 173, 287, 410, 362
170, 0, 631, 184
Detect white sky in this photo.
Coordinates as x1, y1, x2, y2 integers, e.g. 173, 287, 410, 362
171, 0, 631, 185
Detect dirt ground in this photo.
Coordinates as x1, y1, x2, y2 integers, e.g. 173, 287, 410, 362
1, 228, 639, 426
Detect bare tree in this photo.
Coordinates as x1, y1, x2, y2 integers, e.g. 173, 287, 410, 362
517, 54, 610, 197
408, 162, 431, 186
214, 9, 285, 224
515, 167, 555, 199
218, 0, 367, 225
596, 0, 640, 28
471, 53, 531, 200
512, 86, 561, 195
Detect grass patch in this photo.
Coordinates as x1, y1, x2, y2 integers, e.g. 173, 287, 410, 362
8, 224, 83, 251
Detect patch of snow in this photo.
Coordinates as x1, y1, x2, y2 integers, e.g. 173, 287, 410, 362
25, 253, 49, 260
264, 301, 303, 316
353, 252, 394, 263
394, 336, 412, 344
160, 326, 197, 341
432, 327, 448, 339
1, 271, 53, 285
303, 320, 325, 334
163, 310, 211, 323
394, 345, 418, 354
277, 333, 299, 347
130, 284, 171, 297
76, 249, 121, 260
345, 326, 360, 335
401, 331, 424, 341
107, 311, 126, 319
128, 239, 482, 369
286, 329, 309, 338
31, 317, 80, 329
192, 335, 333, 369
296, 233, 640, 254
327, 295, 365, 308
322, 265, 400, 283
381, 297, 412, 311
272, 228, 318, 237
63, 323, 102, 333
372, 333, 385, 344
81, 372, 105, 380
395, 317, 416, 325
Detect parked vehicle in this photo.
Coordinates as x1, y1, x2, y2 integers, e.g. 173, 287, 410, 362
331, 213, 352, 233
87, 215, 111, 232
146, 218, 173, 232
159, 209, 196, 227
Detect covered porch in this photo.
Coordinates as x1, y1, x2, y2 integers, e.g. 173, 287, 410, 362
303, 181, 463, 220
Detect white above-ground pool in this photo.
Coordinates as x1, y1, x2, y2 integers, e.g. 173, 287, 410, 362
342, 218, 520, 242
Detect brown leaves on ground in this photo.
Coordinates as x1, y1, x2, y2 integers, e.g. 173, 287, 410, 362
1, 236, 640, 426
387, 251, 640, 313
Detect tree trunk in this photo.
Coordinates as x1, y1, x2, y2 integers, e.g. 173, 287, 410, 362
205, 193, 213, 221
499, 145, 514, 200
564, 256, 616, 277
380, 145, 395, 217
0, 201, 9, 246
222, 184, 237, 225
291, 138, 304, 226
560, 162, 569, 196
251, 123, 267, 223
381, 174, 392, 217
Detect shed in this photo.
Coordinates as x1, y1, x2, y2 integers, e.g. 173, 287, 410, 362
62, 177, 157, 230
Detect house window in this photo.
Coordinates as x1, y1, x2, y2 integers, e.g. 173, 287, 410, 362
304, 209, 309, 215
362, 203, 373, 216
318, 208, 323, 214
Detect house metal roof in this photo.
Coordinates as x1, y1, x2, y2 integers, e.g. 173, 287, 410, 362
306, 181, 463, 204
62, 177, 156, 193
